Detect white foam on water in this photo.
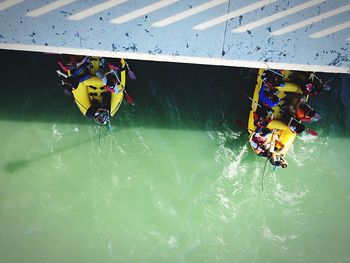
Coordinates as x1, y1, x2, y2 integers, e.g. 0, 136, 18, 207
168, 236, 178, 247
51, 124, 62, 140
170, 160, 181, 184
224, 145, 248, 180
54, 154, 67, 170
216, 189, 230, 209
153, 194, 178, 217
288, 146, 302, 167
107, 240, 113, 251
39, 192, 68, 212
299, 132, 318, 142
262, 225, 300, 243
273, 181, 309, 208
132, 128, 151, 155
117, 145, 126, 154
291, 133, 327, 167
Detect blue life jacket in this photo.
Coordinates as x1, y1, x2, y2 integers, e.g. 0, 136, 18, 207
259, 84, 280, 108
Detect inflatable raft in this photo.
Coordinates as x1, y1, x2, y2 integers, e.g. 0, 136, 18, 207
247, 69, 305, 168
71, 57, 126, 121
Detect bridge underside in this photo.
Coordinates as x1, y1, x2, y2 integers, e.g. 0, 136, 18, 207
0, 0, 349, 73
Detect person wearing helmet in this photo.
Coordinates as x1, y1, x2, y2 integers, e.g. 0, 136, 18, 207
249, 127, 272, 157
288, 71, 325, 96
95, 59, 123, 94
281, 94, 320, 124
253, 104, 273, 128
288, 117, 305, 134
268, 153, 288, 168
262, 69, 284, 88
102, 72, 121, 93
94, 108, 110, 125
57, 54, 92, 92
85, 91, 111, 124
295, 102, 315, 123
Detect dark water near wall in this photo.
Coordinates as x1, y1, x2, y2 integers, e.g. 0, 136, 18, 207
0, 50, 350, 263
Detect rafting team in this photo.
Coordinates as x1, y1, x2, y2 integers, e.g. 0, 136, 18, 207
249, 69, 328, 168
56, 54, 135, 125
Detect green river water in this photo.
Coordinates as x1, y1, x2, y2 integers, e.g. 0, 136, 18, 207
0, 50, 350, 262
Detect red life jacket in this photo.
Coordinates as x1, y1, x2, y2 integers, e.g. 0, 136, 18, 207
296, 103, 314, 122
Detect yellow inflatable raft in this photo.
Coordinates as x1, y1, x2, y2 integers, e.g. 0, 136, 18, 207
72, 57, 126, 118
247, 69, 304, 167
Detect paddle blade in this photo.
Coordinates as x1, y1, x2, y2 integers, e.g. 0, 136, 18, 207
306, 128, 318, 136
314, 112, 322, 121
323, 83, 332, 91
128, 70, 137, 80
124, 91, 135, 106
235, 119, 246, 128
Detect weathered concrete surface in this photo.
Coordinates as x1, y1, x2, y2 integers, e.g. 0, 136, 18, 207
0, 0, 349, 73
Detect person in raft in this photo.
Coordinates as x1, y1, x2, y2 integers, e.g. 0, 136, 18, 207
95, 58, 124, 94
56, 54, 92, 92
249, 127, 272, 157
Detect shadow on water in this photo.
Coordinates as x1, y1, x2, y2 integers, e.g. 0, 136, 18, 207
0, 50, 348, 133
3, 127, 112, 174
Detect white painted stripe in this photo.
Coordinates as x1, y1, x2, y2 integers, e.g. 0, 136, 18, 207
68, 0, 128, 20
233, 0, 325, 33
110, 0, 178, 24
309, 20, 350, 38
152, 0, 228, 27
271, 3, 350, 36
0, 0, 23, 11
26, 0, 77, 17
193, 0, 278, 30
0, 43, 349, 74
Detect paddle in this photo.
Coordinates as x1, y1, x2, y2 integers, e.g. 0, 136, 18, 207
235, 119, 246, 128
267, 68, 284, 78
235, 119, 256, 133
239, 90, 262, 108
123, 90, 135, 106
305, 127, 318, 136
314, 112, 322, 121
289, 117, 318, 137
110, 67, 135, 106
125, 61, 137, 80
56, 69, 68, 78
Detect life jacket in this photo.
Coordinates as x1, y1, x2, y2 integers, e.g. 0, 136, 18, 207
259, 84, 280, 108
295, 103, 315, 123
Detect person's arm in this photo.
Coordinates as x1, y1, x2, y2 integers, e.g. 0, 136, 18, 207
76, 56, 89, 68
